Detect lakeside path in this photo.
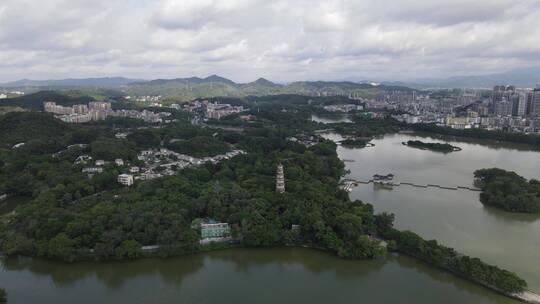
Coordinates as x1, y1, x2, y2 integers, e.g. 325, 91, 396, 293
515, 291, 540, 304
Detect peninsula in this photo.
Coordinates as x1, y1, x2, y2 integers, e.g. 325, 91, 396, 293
403, 140, 462, 153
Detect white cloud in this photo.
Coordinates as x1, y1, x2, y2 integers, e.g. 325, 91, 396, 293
0, 0, 539, 82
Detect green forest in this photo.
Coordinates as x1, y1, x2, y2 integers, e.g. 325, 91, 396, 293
0, 109, 386, 262
405, 140, 460, 153
340, 138, 370, 148
0, 288, 5, 304
474, 168, 540, 213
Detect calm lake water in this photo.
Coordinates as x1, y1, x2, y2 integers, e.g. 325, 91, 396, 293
325, 132, 540, 294
1, 117, 539, 303
0, 248, 520, 303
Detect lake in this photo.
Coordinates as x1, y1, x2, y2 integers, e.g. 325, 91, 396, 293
0, 248, 521, 303
326, 132, 540, 293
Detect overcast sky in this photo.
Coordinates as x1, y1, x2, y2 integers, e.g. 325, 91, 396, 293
0, 0, 539, 82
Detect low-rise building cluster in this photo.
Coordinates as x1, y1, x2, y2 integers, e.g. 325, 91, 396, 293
286, 134, 323, 147
170, 99, 246, 120
109, 109, 167, 123
0, 91, 24, 99
323, 104, 363, 113
109, 148, 245, 186
206, 101, 245, 119
125, 95, 162, 104
78, 156, 126, 178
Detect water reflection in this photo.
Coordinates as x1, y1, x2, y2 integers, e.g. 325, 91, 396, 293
1, 253, 205, 289
204, 248, 386, 279
0, 248, 520, 304
481, 205, 540, 224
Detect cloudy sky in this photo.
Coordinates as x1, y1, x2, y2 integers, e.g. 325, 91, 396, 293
0, 0, 539, 82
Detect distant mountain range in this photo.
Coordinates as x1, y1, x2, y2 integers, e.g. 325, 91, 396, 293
0, 77, 140, 88
410, 69, 540, 89
1, 75, 416, 100
383, 67, 540, 89
4, 68, 539, 100
342, 67, 540, 89
125, 75, 416, 100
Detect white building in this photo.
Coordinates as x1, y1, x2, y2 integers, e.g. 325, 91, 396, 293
44, 102, 75, 115
118, 174, 134, 186
59, 113, 92, 123
82, 167, 103, 173
115, 132, 128, 139
115, 159, 124, 166
95, 160, 105, 166
89, 101, 112, 111
405, 115, 419, 124
74, 155, 92, 164
12, 143, 26, 149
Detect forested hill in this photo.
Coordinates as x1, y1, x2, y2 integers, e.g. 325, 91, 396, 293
0, 112, 72, 148
126, 75, 416, 100
0, 91, 95, 110
0, 123, 388, 262
1, 77, 138, 87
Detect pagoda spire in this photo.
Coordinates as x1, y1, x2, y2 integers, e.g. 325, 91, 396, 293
276, 163, 285, 193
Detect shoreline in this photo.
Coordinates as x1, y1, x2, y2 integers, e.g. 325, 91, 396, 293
409, 130, 540, 152
391, 250, 540, 304
401, 141, 462, 152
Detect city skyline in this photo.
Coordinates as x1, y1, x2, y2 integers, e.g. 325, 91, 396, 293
1, 0, 540, 83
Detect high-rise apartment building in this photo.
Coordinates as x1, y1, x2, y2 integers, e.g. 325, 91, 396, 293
532, 89, 540, 117
492, 85, 515, 115
511, 93, 527, 117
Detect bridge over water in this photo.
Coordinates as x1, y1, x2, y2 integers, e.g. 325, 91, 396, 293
340, 179, 481, 192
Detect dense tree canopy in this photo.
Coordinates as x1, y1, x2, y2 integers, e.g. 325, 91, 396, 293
166, 136, 230, 158
475, 168, 540, 213
405, 140, 460, 153
0, 107, 386, 262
